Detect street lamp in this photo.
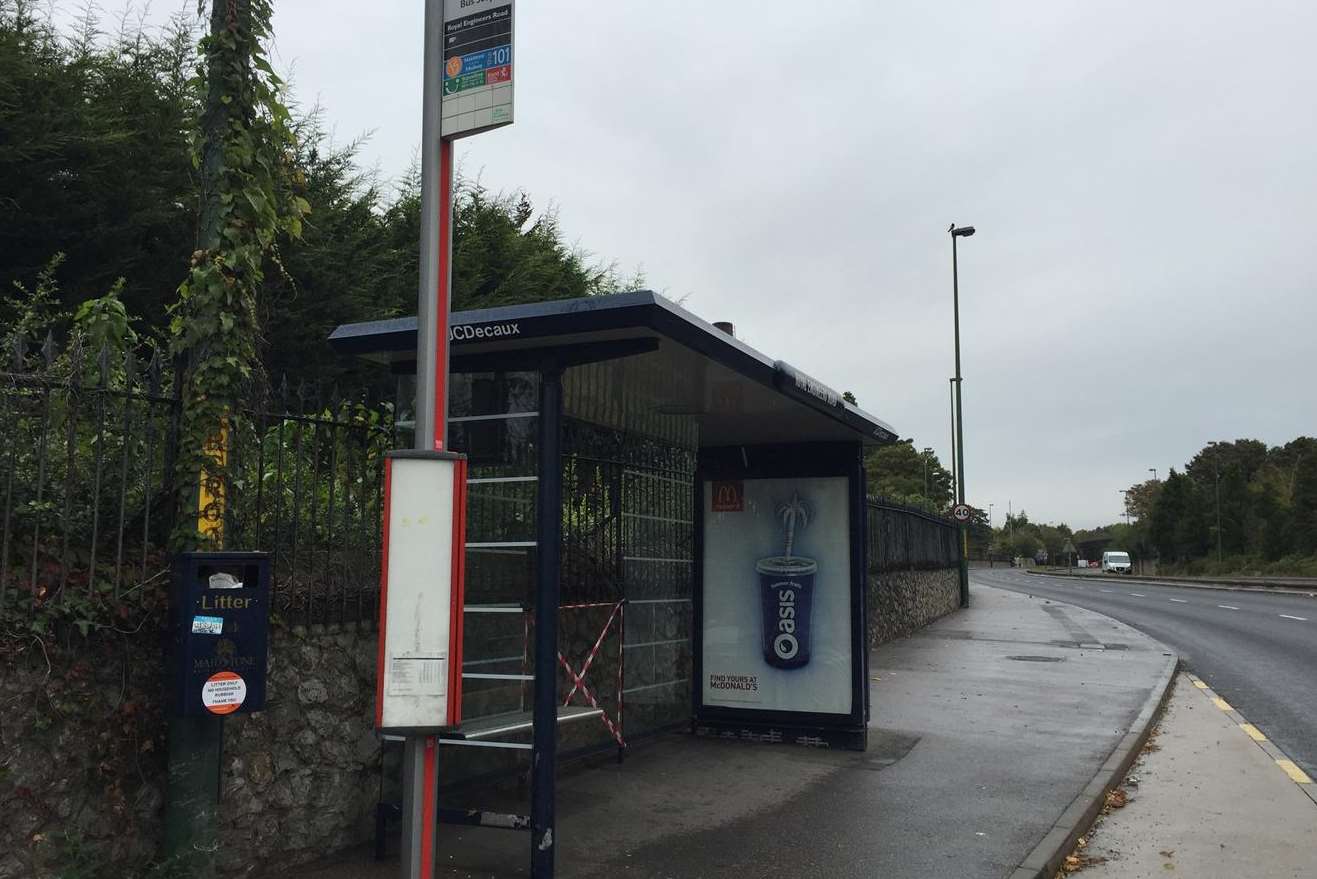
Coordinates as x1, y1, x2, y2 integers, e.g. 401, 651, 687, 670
922, 447, 933, 501
1214, 465, 1223, 564
950, 222, 975, 607
1122, 488, 1137, 572
1146, 468, 1160, 571
949, 378, 957, 503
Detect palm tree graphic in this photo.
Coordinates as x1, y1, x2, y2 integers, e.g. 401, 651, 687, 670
777, 492, 811, 559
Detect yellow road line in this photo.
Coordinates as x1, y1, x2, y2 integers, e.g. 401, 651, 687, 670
1276, 759, 1313, 785
1239, 723, 1267, 742
1212, 697, 1233, 711
1192, 680, 1208, 689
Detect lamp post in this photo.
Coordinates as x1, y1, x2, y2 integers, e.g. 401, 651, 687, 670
1147, 468, 1160, 573
922, 447, 933, 502
948, 378, 957, 503
1215, 465, 1223, 564
950, 222, 975, 607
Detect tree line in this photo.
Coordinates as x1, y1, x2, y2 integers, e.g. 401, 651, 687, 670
985, 437, 1317, 574
1134, 438, 1317, 571
0, 2, 638, 394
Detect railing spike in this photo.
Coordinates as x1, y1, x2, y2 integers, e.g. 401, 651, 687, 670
146, 348, 162, 395
66, 335, 84, 386
97, 344, 111, 388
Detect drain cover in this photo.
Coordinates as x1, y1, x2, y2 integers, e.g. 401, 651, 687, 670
1049, 639, 1129, 651
1006, 655, 1064, 662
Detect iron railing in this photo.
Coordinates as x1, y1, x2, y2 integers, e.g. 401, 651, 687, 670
866, 495, 961, 572
223, 379, 394, 629
0, 333, 394, 629
0, 335, 178, 616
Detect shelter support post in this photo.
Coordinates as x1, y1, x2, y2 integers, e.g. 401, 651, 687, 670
531, 365, 563, 878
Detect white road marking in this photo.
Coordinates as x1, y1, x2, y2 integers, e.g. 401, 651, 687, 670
1100, 589, 1115, 593
1130, 593, 1146, 597
1218, 605, 1240, 610
1169, 598, 1188, 603
1279, 614, 1308, 622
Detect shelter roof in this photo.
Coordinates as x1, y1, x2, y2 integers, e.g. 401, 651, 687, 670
329, 291, 898, 447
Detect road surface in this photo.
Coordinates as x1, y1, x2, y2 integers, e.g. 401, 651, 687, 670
975, 567, 1317, 776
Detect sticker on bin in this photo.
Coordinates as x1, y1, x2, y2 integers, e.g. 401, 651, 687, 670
191, 615, 224, 635
202, 671, 247, 715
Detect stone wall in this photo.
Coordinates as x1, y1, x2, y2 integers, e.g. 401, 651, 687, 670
865, 499, 962, 648
868, 568, 960, 648
216, 626, 380, 876
0, 625, 381, 879
0, 632, 168, 879
0, 607, 649, 879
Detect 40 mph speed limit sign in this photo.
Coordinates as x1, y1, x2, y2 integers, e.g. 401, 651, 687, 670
952, 503, 972, 523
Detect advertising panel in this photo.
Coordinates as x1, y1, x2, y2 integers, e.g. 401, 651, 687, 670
701, 476, 853, 715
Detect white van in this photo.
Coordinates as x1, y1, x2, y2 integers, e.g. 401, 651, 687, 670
1101, 551, 1132, 574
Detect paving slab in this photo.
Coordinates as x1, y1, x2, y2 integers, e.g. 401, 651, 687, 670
1078, 673, 1317, 879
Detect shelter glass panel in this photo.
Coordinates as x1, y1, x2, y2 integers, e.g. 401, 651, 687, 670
448, 371, 540, 724
562, 359, 699, 745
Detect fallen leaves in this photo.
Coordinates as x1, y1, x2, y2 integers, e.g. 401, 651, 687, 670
1060, 853, 1109, 873
1057, 833, 1110, 874
1105, 787, 1129, 810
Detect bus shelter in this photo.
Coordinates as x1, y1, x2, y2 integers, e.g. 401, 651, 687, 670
330, 291, 898, 871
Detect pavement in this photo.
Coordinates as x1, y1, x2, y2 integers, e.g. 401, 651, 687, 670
284, 582, 1175, 879
977, 567, 1317, 776
1075, 672, 1317, 878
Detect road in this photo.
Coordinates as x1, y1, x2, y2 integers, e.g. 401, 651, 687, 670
975, 567, 1317, 776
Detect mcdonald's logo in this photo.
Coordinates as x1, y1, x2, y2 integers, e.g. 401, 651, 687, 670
712, 481, 744, 513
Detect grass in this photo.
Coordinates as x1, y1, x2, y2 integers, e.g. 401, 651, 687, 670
1155, 554, 1317, 578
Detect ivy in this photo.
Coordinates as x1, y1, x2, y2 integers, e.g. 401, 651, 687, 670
169, 0, 307, 551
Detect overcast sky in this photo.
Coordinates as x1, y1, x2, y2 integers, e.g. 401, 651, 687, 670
76, 1, 1317, 528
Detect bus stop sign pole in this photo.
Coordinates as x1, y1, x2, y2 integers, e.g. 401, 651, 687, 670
397, 3, 451, 877
395, 3, 516, 877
